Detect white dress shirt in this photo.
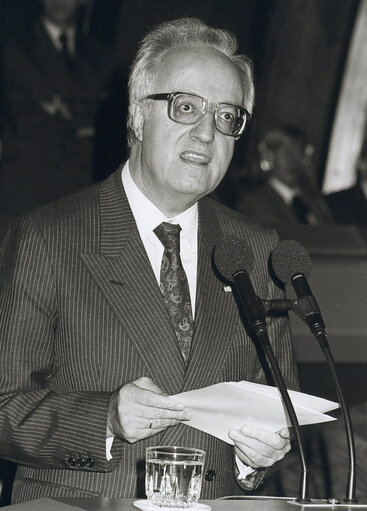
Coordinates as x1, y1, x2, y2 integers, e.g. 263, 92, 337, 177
268, 176, 298, 205
121, 162, 198, 316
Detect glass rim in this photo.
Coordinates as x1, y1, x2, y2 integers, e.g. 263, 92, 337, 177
146, 445, 206, 456
146, 92, 248, 115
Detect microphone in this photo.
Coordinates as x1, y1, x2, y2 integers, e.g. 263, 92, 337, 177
271, 239, 326, 337
271, 240, 358, 504
213, 236, 295, 316
214, 235, 310, 503
213, 235, 267, 337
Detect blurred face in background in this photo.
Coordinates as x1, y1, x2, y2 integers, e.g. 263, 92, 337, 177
259, 131, 305, 189
41, 0, 83, 28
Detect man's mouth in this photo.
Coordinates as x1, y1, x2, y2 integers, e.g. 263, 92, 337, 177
179, 151, 211, 165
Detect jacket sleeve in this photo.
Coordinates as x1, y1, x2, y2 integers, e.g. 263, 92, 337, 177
0, 215, 121, 472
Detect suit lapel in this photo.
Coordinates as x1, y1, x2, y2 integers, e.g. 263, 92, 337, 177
182, 199, 239, 391
80, 169, 186, 394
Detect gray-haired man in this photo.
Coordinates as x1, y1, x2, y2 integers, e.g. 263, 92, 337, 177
0, 18, 297, 503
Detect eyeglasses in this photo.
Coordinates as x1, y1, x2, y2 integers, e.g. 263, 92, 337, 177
145, 92, 250, 138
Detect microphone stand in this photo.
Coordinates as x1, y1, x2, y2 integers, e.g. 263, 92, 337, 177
233, 272, 310, 503
257, 330, 310, 504
290, 300, 358, 504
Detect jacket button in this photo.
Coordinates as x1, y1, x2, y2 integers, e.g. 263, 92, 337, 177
67, 457, 77, 467
77, 458, 86, 467
85, 457, 94, 468
205, 469, 216, 482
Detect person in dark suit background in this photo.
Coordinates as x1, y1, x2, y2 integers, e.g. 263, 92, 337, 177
0, 0, 108, 237
235, 126, 334, 226
0, 18, 297, 503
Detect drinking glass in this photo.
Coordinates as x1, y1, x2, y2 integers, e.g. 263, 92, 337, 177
145, 446, 206, 507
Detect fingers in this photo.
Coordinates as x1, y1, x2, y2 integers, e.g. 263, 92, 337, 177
143, 417, 183, 431
236, 425, 291, 448
113, 377, 191, 443
136, 403, 191, 422
119, 407, 191, 427
228, 425, 291, 469
119, 414, 184, 436
125, 379, 186, 412
133, 376, 166, 395
279, 427, 291, 439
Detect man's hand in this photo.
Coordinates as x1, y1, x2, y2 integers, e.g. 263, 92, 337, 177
107, 376, 191, 443
228, 425, 291, 469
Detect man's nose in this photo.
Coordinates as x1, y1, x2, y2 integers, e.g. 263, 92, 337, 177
189, 111, 216, 143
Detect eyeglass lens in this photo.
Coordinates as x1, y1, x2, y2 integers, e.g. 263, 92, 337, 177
169, 93, 245, 136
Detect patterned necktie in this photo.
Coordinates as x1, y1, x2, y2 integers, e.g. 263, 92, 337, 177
154, 222, 194, 364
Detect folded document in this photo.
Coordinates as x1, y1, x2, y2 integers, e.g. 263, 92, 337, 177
174, 381, 339, 444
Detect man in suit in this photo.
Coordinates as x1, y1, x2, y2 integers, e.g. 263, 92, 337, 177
0, 18, 297, 503
0, 0, 107, 237
236, 126, 334, 226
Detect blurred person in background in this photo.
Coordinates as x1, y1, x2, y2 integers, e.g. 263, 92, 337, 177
0, 0, 108, 236
235, 125, 334, 226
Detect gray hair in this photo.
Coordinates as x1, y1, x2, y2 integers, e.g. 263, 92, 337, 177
127, 17, 255, 148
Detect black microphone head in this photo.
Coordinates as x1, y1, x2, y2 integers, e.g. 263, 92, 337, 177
271, 239, 312, 284
214, 235, 254, 282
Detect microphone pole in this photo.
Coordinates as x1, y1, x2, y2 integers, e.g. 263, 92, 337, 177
214, 236, 310, 503
271, 240, 357, 504
319, 336, 356, 502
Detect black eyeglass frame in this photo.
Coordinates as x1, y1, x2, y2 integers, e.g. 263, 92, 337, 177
145, 91, 250, 138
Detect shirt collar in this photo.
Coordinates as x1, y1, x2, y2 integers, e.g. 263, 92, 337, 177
269, 176, 298, 205
42, 17, 76, 52
121, 161, 198, 244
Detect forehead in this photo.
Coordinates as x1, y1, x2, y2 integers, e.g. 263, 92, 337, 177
153, 46, 244, 106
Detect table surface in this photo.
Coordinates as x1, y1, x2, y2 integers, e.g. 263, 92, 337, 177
60, 497, 298, 511
4, 496, 367, 511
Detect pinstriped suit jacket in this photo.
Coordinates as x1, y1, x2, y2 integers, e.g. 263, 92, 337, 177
0, 167, 298, 503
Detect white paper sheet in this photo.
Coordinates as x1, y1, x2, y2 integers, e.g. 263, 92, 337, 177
174, 381, 339, 444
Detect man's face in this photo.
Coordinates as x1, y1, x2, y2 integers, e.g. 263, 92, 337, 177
41, 0, 81, 27
260, 135, 305, 189
273, 139, 305, 188
132, 46, 244, 215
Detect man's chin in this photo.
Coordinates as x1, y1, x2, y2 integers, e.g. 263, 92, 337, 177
173, 180, 212, 199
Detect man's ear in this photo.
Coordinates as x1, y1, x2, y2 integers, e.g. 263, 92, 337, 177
131, 102, 144, 142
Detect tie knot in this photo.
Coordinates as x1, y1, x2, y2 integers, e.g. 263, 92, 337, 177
154, 222, 181, 250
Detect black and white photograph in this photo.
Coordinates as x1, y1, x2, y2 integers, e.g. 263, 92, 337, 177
0, 1, 366, 509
